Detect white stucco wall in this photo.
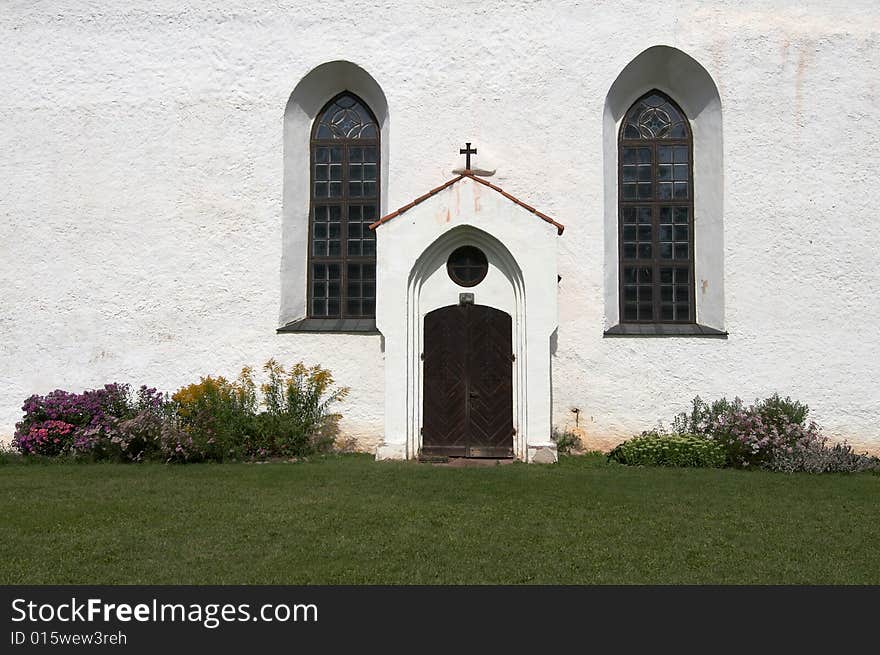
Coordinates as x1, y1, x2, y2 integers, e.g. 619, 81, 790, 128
1, 1, 879, 452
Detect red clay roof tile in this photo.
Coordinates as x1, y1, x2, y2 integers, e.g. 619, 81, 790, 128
369, 172, 564, 235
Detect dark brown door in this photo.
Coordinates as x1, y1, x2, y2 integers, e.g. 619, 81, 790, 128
422, 304, 514, 458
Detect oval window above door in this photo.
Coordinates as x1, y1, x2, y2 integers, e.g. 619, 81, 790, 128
447, 246, 488, 287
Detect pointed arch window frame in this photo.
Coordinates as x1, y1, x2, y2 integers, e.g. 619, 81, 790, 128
617, 89, 697, 326
307, 91, 380, 320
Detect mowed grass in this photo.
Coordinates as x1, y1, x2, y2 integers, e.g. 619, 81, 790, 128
2, 454, 879, 584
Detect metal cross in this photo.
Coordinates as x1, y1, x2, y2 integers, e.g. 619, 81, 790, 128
459, 142, 477, 170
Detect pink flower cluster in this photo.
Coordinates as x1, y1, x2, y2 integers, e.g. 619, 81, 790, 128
13, 383, 153, 458
15, 420, 76, 456
710, 409, 822, 468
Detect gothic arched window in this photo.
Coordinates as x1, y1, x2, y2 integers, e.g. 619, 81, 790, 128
309, 92, 379, 318
618, 91, 694, 323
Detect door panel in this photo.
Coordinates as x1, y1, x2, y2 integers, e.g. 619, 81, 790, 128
422, 304, 514, 458
422, 305, 469, 456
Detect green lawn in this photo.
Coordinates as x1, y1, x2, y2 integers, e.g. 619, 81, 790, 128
2, 454, 879, 584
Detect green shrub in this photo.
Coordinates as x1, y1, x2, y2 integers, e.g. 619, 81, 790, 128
171, 369, 259, 461
256, 360, 349, 457
754, 393, 810, 433
669, 394, 816, 468
768, 436, 880, 474
673, 393, 811, 438
551, 427, 583, 455
608, 433, 726, 468
168, 361, 349, 461
671, 396, 743, 437
0, 443, 19, 465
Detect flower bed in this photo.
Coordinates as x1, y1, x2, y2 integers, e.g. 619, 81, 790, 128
11, 360, 348, 463
609, 394, 880, 473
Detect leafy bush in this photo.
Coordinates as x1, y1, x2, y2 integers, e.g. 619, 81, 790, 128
608, 433, 726, 468
666, 394, 876, 473
15, 420, 76, 457
710, 410, 824, 469
256, 360, 349, 458
671, 395, 743, 437
551, 427, 583, 455
87, 386, 174, 462
754, 394, 810, 433
0, 443, 18, 465
171, 369, 258, 461
13, 383, 154, 458
768, 435, 880, 474
669, 394, 819, 468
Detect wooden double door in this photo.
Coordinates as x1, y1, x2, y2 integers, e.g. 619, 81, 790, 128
421, 304, 514, 458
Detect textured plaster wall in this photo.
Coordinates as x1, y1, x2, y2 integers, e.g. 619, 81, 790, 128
1, 1, 879, 452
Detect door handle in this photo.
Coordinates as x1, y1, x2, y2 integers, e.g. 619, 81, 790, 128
469, 391, 480, 398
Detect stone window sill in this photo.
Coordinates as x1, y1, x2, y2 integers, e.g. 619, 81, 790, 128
277, 318, 378, 334
603, 323, 728, 338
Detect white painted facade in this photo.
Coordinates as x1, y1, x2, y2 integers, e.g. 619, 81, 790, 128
1, 1, 879, 455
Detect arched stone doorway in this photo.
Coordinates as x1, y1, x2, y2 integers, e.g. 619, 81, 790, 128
371, 173, 562, 462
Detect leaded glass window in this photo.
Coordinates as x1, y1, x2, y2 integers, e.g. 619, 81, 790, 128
309, 92, 379, 318
619, 91, 694, 323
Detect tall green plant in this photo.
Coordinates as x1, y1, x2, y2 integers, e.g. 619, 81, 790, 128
259, 360, 350, 456
170, 369, 259, 461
